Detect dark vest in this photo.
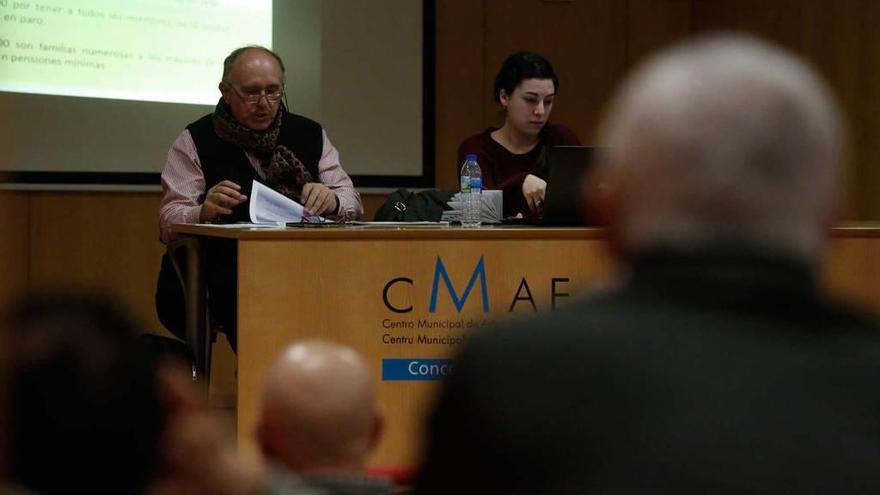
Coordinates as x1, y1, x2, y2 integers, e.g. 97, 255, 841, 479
186, 112, 324, 223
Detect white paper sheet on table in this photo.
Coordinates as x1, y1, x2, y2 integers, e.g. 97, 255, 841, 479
195, 223, 280, 229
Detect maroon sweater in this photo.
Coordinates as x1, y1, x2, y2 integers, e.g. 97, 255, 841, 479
457, 124, 580, 218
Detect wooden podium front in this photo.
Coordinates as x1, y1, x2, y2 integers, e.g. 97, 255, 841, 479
172, 224, 880, 467
172, 225, 618, 465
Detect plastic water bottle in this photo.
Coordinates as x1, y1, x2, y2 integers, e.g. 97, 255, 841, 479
460, 153, 482, 227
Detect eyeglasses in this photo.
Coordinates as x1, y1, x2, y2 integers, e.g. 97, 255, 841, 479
300, 213, 327, 224
224, 83, 284, 104
298, 213, 347, 226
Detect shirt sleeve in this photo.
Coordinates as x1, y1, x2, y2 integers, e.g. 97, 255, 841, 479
158, 130, 205, 244
318, 129, 363, 221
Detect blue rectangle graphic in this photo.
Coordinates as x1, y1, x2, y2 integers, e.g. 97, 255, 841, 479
382, 358, 454, 381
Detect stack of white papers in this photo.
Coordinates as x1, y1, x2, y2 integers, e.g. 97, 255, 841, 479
248, 180, 324, 224
441, 190, 503, 224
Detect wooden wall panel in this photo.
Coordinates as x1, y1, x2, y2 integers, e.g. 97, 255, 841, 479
824, 235, 880, 313
483, 0, 628, 144
691, 0, 880, 219
434, 0, 486, 189
27, 192, 167, 334
0, 191, 30, 310
857, 6, 880, 220
626, 0, 693, 65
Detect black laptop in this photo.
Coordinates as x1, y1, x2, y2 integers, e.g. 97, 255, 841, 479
503, 145, 598, 226
540, 145, 599, 226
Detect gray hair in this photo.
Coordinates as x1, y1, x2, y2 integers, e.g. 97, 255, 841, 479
221, 45, 286, 84
597, 34, 843, 263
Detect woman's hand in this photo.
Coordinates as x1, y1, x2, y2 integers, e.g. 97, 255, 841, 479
522, 174, 547, 213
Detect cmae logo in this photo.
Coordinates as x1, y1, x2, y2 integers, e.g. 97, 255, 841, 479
383, 256, 489, 314
382, 256, 570, 314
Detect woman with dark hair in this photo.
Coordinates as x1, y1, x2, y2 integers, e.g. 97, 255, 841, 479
458, 51, 580, 219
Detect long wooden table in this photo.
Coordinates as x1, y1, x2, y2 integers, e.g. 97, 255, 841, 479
172, 224, 880, 466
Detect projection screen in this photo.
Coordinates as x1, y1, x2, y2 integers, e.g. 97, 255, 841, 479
0, 0, 434, 189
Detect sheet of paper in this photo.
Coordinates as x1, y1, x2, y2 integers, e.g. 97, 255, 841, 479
249, 180, 324, 224
195, 223, 281, 229
348, 221, 451, 227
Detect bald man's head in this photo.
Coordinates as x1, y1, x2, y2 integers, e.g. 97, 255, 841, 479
593, 34, 843, 264
257, 340, 382, 474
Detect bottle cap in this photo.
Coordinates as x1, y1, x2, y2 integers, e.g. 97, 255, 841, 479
465, 154, 478, 161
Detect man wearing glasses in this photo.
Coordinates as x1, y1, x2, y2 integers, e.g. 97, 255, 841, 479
156, 46, 363, 350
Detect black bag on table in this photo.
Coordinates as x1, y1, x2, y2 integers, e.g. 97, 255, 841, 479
373, 188, 455, 222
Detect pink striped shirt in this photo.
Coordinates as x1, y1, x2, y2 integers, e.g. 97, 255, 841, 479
159, 128, 363, 243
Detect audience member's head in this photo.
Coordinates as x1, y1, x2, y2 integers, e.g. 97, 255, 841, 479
257, 340, 383, 474
592, 33, 843, 265
0, 290, 167, 494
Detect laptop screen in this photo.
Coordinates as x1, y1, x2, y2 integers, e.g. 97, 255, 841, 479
540, 145, 598, 226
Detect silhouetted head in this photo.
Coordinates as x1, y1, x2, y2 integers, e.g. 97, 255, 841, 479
592, 34, 843, 265
257, 340, 383, 474
1, 291, 167, 494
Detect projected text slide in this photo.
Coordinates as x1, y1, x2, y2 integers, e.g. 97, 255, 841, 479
0, 0, 271, 105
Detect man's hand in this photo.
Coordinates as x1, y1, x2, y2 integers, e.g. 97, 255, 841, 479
522, 174, 547, 213
199, 180, 247, 223
301, 182, 338, 216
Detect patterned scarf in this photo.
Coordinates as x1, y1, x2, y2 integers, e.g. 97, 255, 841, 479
212, 99, 314, 201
